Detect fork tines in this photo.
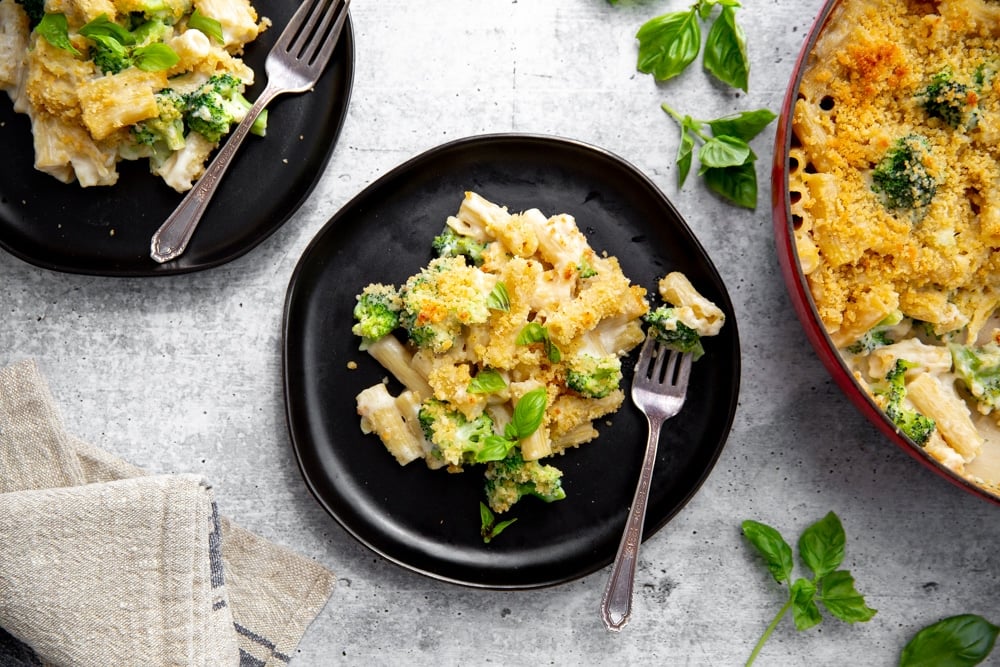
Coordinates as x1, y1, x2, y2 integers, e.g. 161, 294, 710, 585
284, 0, 351, 64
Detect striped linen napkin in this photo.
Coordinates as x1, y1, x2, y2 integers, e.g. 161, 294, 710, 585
0, 359, 335, 666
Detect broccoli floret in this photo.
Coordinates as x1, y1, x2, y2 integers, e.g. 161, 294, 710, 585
484, 449, 566, 514
846, 311, 903, 354
432, 227, 488, 266
879, 359, 936, 446
130, 17, 173, 45
577, 257, 598, 279
184, 73, 267, 143
644, 306, 705, 359
418, 399, 500, 466
565, 352, 622, 398
127, 0, 192, 24
950, 343, 1000, 414
88, 33, 133, 75
130, 88, 186, 161
871, 134, 938, 212
398, 256, 495, 353
351, 283, 401, 343
14, 0, 45, 26
919, 70, 978, 129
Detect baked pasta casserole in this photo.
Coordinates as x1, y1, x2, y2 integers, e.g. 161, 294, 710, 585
789, 0, 1000, 493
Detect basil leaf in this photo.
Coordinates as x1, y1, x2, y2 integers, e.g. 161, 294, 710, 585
703, 5, 749, 91
698, 135, 750, 169
707, 109, 777, 142
636, 9, 701, 82
798, 511, 846, 579
467, 369, 506, 394
480, 501, 517, 543
741, 519, 793, 583
790, 578, 822, 631
487, 281, 510, 311
511, 388, 547, 440
188, 9, 224, 44
900, 614, 999, 667
485, 518, 517, 543
79, 14, 133, 44
516, 322, 547, 346
35, 13, 80, 54
474, 435, 515, 463
676, 126, 696, 186
479, 501, 493, 530
702, 161, 758, 209
132, 43, 179, 71
818, 570, 877, 623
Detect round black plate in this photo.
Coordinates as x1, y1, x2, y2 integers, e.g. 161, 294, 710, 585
282, 134, 741, 589
0, 3, 354, 276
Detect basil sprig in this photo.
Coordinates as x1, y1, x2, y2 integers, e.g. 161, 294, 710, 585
515, 323, 561, 362
662, 103, 776, 209
901, 614, 998, 666
479, 502, 517, 543
742, 511, 877, 665
636, 0, 748, 91
35, 13, 80, 54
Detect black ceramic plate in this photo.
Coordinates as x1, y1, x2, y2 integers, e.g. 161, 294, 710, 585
0, 4, 354, 276
282, 134, 741, 589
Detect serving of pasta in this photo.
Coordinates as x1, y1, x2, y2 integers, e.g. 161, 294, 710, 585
351, 192, 724, 518
786, 0, 1000, 496
0, 0, 268, 192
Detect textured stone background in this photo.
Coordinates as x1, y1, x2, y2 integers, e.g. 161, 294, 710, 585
3, 0, 1000, 665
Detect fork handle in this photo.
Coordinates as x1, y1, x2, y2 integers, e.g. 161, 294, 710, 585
150, 84, 281, 264
600, 413, 664, 631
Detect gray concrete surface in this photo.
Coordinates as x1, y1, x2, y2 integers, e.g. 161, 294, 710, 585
3, 0, 999, 665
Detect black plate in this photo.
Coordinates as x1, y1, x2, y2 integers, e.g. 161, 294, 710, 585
0, 3, 354, 276
282, 134, 741, 589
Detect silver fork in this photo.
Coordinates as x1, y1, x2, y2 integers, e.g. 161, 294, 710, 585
600, 336, 692, 632
150, 0, 352, 263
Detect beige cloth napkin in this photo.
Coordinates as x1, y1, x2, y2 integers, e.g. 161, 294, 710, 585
0, 359, 335, 666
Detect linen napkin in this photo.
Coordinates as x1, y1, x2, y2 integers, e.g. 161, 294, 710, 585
0, 359, 335, 666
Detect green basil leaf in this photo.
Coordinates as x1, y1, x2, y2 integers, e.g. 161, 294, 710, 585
702, 161, 758, 209
741, 519, 793, 583
484, 517, 518, 543
900, 614, 999, 667
503, 422, 518, 440
703, 5, 749, 91
79, 14, 133, 44
707, 109, 777, 142
487, 281, 510, 311
35, 13, 81, 54
188, 9, 224, 44
474, 435, 516, 463
698, 135, 750, 168
516, 322, 547, 346
818, 570, 877, 624
544, 339, 561, 363
798, 511, 846, 579
132, 43, 179, 71
479, 501, 493, 531
467, 369, 506, 394
790, 578, 822, 631
511, 388, 547, 439
677, 127, 696, 187
636, 9, 701, 82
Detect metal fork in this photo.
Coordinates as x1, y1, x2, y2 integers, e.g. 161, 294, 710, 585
150, 0, 352, 263
600, 336, 692, 632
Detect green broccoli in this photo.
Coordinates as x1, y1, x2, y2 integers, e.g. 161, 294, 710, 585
484, 449, 566, 514
871, 134, 937, 212
919, 70, 978, 129
418, 399, 503, 467
351, 283, 401, 343
565, 352, 622, 398
184, 73, 268, 143
644, 306, 705, 359
127, 0, 193, 24
87, 32, 132, 74
950, 343, 1000, 413
879, 359, 936, 446
846, 311, 903, 354
431, 227, 488, 266
398, 256, 495, 353
576, 257, 598, 279
130, 88, 186, 164
14, 0, 45, 26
